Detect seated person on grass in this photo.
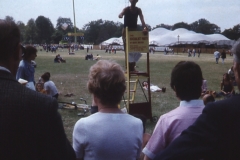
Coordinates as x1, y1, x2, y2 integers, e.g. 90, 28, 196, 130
54, 54, 66, 63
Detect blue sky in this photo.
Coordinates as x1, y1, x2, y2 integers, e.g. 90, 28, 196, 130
0, 0, 239, 32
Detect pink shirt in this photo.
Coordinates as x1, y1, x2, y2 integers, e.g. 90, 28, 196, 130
142, 100, 204, 159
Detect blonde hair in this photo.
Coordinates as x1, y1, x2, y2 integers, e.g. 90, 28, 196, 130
87, 60, 126, 106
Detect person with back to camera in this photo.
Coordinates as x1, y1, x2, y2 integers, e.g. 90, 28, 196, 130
221, 49, 227, 64
16, 45, 37, 90
0, 19, 75, 160
153, 41, 240, 160
142, 61, 205, 160
41, 72, 59, 99
214, 49, 220, 64
73, 60, 143, 160
119, 0, 148, 72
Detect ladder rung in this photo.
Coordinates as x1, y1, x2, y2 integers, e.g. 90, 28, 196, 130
122, 99, 134, 102
126, 81, 138, 83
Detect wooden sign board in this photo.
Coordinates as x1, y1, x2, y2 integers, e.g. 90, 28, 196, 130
68, 33, 84, 36
127, 31, 149, 53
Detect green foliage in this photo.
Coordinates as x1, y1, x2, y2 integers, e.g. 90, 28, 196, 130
222, 24, 240, 40
4, 16, 15, 22
16, 21, 26, 42
25, 18, 37, 44
172, 22, 190, 30
190, 18, 221, 34
35, 16, 55, 44
83, 19, 123, 44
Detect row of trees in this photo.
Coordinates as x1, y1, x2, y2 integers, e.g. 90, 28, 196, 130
4, 15, 240, 45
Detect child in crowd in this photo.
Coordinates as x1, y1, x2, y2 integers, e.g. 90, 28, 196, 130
35, 82, 47, 94
41, 72, 59, 99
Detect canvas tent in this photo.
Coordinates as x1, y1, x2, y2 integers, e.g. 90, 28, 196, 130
100, 28, 234, 47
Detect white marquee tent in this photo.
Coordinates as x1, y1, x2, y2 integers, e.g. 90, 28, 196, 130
100, 28, 235, 47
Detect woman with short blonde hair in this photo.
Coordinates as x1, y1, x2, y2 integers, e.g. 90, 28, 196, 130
73, 60, 143, 160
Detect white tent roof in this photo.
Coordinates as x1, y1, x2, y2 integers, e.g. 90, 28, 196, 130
100, 37, 123, 45
100, 28, 233, 46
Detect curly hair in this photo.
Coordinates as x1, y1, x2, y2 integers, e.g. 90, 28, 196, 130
87, 60, 126, 106
170, 61, 203, 101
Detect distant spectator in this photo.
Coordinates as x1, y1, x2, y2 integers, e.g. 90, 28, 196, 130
198, 48, 201, 57
221, 49, 226, 64
35, 82, 47, 94
219, 73, 234, 98
201, 78, 208, 96
16, 45, 37, 90
202, 94, 215, 105
214, 49, 220, 64
41, 72, 59, 99
54, 54, 66, 63
85, 53, 93, 60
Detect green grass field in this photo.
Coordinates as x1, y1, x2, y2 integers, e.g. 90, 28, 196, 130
34, 47, 236, 143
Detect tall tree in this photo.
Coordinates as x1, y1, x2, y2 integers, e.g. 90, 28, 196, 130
56, 17, 74, 33
25, 19, 37, 44
5, 16, 15, 22
222, 24, 240, 40
152, 23, 172, 30
190, 18, 221, 34
35, 16, 54, 44
172, 22, 190, 30
17, 21, 26, 42
83, 19, 123, 44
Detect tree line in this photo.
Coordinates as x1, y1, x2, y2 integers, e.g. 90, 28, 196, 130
3, 15, 240, 45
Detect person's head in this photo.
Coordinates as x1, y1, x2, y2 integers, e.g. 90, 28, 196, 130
22, 45, 37, 61
36, 82, 44, 92
41, 72, 51, 82
170, 61, 203, 101
142, 81, 148, 87
223, 73, 230, 81
232, 41, 240, 90
202, 94, 215, 105
87, 60, 126, 107
0, 19, 21, 75
129, 0, 138, 5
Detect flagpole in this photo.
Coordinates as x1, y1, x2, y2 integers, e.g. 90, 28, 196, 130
72, 0, 77, 44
